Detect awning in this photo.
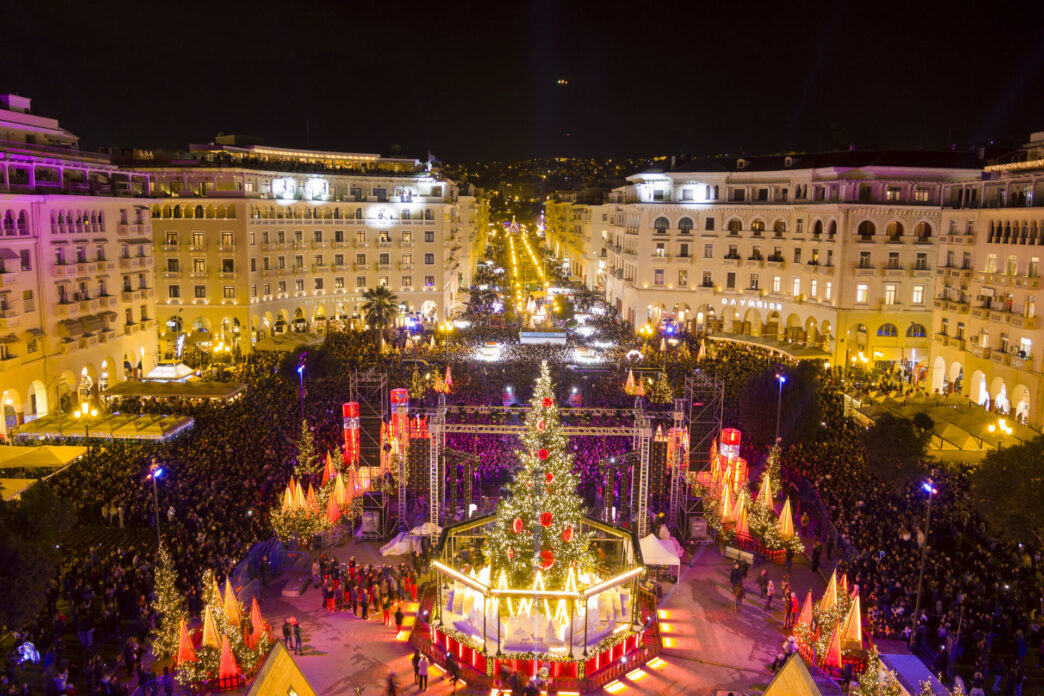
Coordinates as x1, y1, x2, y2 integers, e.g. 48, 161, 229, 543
23, 328, 45, 338
0, 334, 17, 345
57, 319, 85, 339
98, 310, 118, 321
124, 237, 153, 245
0, 248, 19, 260
80, 315, 105, 333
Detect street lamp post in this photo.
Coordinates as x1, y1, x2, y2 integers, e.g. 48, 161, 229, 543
146, 461, 165, 551
774, 373, 787, 444
910, 472, 937, 651
73, 401, 98, 465
296, 354, 307, 424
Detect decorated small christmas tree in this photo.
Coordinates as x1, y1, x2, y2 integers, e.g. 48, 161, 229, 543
854, 646, 903, 696
650, 372, 673, 404
294, 420, 318, 478
486, 362, 593, 590
410, 366, 429, 399
150, 544, 185, 660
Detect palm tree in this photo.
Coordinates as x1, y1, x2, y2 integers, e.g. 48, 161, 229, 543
361, 286, 399, 350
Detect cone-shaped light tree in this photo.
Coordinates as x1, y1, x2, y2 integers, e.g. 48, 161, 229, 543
150, 544, 185, 659
486, 362, 593, 590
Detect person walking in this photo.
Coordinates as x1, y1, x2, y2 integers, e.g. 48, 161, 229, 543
411, 650, 421, 685
383, 596, 392, 626
734, 580, 745, 612
765, 579, 775, 610
282, 619, 292, 648
784, 547, 794, 574
811, 541, 823, 575
757, 569, 769, 597
292, 622, 303, 656
417, 654, 429, 692
395, 605, 404, 633
360, 592, 369, 620
385, 671, 398, 696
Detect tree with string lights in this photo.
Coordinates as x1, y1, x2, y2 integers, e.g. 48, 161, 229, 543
485, 362, 593, 590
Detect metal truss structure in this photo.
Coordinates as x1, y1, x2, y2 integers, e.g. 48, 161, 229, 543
680, 371, 725, 538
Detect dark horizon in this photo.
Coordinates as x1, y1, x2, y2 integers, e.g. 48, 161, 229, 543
3, 0, 1044, 162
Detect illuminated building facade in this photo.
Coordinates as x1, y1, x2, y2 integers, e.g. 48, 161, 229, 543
0, 95, 157, 438
929, 131, 1044, 428
544, 195, 610, 289
136, 143, 470, 352
600, 151, 982, 368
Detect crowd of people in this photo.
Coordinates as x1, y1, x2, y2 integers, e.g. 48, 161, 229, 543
6, 289, 1042, 695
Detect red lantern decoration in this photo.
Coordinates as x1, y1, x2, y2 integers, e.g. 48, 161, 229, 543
545, 472, 554, 484
538, 449, 549, 460
507, 548, 515, 560
512, 517, 524, 534
539, 549, 555, 569
542, 397, 553, 408
540, 511, 553, 527
562, 525, 574, 543
537, 418, 546, 431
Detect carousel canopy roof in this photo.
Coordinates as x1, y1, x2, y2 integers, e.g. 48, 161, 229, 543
254, 332, 325, 352
103, 380, 246, 402
706, 334, 830, 361
245, 642, 317, 696
0, 444, 86, 469
764, 654, 823, 696
14, 413, 194, 442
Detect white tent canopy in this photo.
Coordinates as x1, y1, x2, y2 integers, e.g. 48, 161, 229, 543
639, 534, 682, 569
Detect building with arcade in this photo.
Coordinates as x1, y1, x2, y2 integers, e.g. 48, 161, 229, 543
929, 131, 1044, 428
0, 94, 158, 439
598, 151, 983, 368
131, 140, 473, 353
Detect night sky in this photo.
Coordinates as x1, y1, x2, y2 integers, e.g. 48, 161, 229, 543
3, 0, 1044, 161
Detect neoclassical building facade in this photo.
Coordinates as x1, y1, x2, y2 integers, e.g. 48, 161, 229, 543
597, 151, 982, 369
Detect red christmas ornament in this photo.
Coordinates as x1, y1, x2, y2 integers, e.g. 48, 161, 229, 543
537, 418, 546, 431
540, 511, 553, 527
545, 472, 554, 484
512, 517, 524, 534
539, 549, 555, 569
562, 525, 574, 542
542, 397, 553, 408
507, 548, 515, 560
538, 449, 549, 460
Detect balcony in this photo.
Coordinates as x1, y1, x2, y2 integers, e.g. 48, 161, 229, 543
217, 245, 236, 253
0, 309, 19, 329
1014, 275, 1041, 289
377, 241, 393, 249
399, 263, 415, 271
310, 241, 329, 250
991, 350, 1012, 366
722, 256, 741, 267
187, 244, 206, 252
933, 298, 946, 309
968, 344, 991, 359
1012, 354, 1034, 371
883, 265, 904, 278
971, 306, 986, 319
162, 244, 180, 252
854, 263, 876, 277
117, 222, 151, 238
189, 271, 208, 279
911, 265, 932, 278
121, 289, 142, 302
218, 272, 237, 280
353, 262, 369, 272
1010, 315, 1039, 330
934, 333, 949, 346
99, 295, 117, 308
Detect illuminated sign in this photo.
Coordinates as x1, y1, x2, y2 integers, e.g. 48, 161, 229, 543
720, 298, 784, 311
271, 177, 295, 200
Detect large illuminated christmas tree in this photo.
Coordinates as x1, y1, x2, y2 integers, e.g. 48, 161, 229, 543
487, 362, 592, 590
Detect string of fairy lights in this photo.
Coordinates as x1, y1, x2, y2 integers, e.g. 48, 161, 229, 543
506, 225, 554, 318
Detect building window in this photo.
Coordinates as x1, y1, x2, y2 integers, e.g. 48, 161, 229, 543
356, 276, 366, 288
424, 253, 435, 264
223, 286, 235, 299
221, 231, 234, 246
654, 269, 665, 286
678, 270, 688, 286
314, 278, 323, 290
750, 273, 759, 290
914, 187, 929, 202
402, 231, 412, 243
402, 275, 412, 287
192, 231, 204, 247
793, 248, 801, 263
825, 281, 832, 300
702, 271, 712, 287
356, 231, 366, 243
810, 279, 817, 297
424, 275, 435, 288
912, 285, 924, 304
655, 243, 666, 257
704, 243, 713, 259
250, 258, 256, 272
792, 277, 801, 296
424, 231, 435, 243
378, 276, 389, 288
334, 276, 344, 289
856, 284, 868, 303
222, 259, 235, 273
772, 276, 781, 293
878, 323, 898, 337
193, 258, 205, 272
858, 251, 871, 269
379, 253, 390, 265
295, 279, 304, 292
704, 218, 715, 231
194, 285, 206, 299
168, 285, 180, 299
884, 284, 897, 305
167, 259, 179, 272
251, 284, 257, 298
166, 231, 177, 246
725, 272, 735, 289
278, 281, 286, 293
